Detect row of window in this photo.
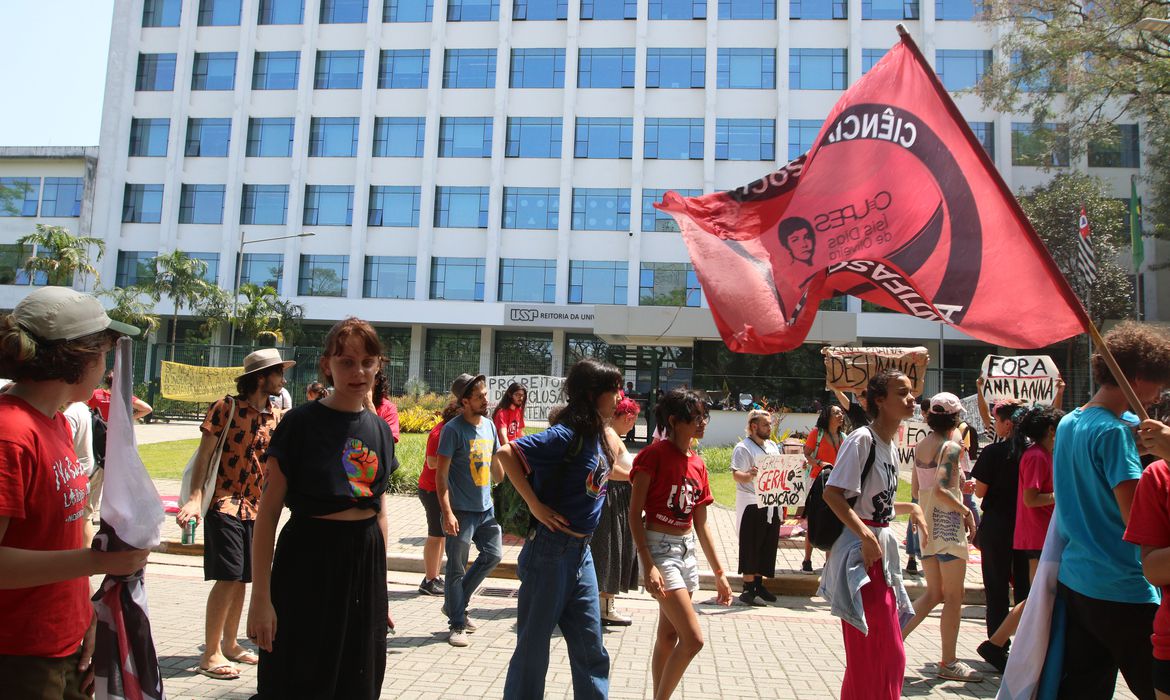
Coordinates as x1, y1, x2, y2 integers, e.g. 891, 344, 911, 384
0, 177, 84, 218
143, 0, 980, 28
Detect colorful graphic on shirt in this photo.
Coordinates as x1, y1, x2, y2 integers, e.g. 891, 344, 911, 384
667, 477, 705, 521
469, 438, 493, 487
585, 454, 610, 499
342, 438, 379, 497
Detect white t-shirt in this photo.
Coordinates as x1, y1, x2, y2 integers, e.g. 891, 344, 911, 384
730, 437, 780, 497
269, 387, 292, 410
62, 401, 95, 475
826, 426, 899, 525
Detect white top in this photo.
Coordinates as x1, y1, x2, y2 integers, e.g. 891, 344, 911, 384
730, 437, 780, 497
270, 387, 292, 410
62, 401, 95, 475
826, 427, 899, 525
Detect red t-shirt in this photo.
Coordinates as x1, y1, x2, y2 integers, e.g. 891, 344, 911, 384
494, 406, 525, 443
1124, 459, 1170, 660
1014, 444, 1055, 550
377, 400, 401, 443
418, 420, 444, 492
631, 439, 713, 530
0, 395, 91, 657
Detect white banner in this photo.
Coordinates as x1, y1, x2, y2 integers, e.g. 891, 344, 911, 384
980, 354, 1061, 406
486, 375, 565, 423
755, 453, 811, 509
895, 419, 930, 471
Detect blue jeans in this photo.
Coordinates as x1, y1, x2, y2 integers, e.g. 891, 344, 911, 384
504, 527, 609, 700
444, 509, 503, 630
906, 497, 921, 558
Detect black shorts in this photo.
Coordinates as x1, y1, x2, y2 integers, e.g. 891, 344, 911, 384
204, 509, 254, 582
1155, 657, 1170, 695
1019, 549, 1043, 560
418, 488, 443, 538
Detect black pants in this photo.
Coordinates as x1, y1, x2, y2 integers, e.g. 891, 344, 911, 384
977, 512, 1031, 637
1057, 582, 1158, 700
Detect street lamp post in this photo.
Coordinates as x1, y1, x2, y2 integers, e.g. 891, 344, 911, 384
229, 231, 315, 347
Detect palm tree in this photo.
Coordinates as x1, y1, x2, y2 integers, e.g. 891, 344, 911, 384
232, 283, 305, 344
98, 286, 161, 337
144, 250, 218, 355
17, 224, 106, 288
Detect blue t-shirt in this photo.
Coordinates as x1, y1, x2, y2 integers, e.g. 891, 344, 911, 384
438, 415, 499, 513
1054, 406, 1157, 604
512, 424, 610, 534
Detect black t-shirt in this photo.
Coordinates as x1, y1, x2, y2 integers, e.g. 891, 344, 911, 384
970, 440, 1018, 522
265, 401, 398, 517
846, 397, 870, 429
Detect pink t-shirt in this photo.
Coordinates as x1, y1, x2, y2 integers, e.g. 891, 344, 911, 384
1014, 444, 1055, 550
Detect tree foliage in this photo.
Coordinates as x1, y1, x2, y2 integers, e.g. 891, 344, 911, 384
98, 285, 161, 338
233, 283, 305, 344
142, 251, 227, 352
17, 224, 105, 287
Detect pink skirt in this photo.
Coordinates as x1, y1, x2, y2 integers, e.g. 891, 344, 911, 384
840, 560, 906, 700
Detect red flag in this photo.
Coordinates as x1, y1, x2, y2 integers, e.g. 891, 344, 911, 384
657, 32, 1089, 354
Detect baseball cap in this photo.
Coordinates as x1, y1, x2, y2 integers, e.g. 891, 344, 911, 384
929, 392, 963, 415
13, 287, 140, 342
451, 373, 487, 401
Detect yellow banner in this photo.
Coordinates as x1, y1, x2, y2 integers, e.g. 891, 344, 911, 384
160, 361, 241, 403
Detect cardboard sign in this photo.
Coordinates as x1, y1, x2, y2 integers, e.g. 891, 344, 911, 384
823, 346, 929, 396
486, 375, 565, 422
755, 454, 811, 509
980, 354, 1061, 406
895, 419, 930, 471
159, 361, 241, 403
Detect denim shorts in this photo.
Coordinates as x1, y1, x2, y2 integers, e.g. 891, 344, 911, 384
645, 529, 699, 593
925, 552, 961, 563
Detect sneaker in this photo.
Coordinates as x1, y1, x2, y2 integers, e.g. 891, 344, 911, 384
753, 580, 777, 603
976, 641, 1008, 673
448, 628, 470, 647
739, 588, 766, 607
464, 616, 479, 633
937, 660, 984, 683
801, 560, 814, 574
418, 577, 445, 596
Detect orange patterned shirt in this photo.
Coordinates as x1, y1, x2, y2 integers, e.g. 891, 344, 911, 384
200, 395, 282, 520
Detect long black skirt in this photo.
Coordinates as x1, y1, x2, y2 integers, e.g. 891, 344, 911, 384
256, 516, 387, 700
738, 504, 781, 578
591, 481, 639, 594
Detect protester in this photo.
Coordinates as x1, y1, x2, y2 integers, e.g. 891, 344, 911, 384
493, 382, 527, 445
1051, 321, 1170, 699
269, 375, 292, 411
367, 366, 401, 560
417, 398, 460, 596
803, 403, 846, 573
89, 369, 153, 422
629, 388, 733, 700
0, 287, 149, 696
832, 387, 869, 430
434, 373, 504, 647
495, 358, 623, 698
175, 348, 292, 680
61, 400, 97, 542
592, 395, 641, 625
247, 317, 396, 699
306, 381, 328, 401
731, 409, 781, 605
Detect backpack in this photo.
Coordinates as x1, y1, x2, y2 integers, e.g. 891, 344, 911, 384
804, 427, 877, 552
91, 407, 108, 470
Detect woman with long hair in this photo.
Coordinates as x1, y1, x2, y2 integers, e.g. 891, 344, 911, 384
368, 363, 401, 444
593, 395, 641, 625
494, 358, 623, 699
493, 382, 527, 445
802, 403, 846, 572
416, 397, 461, 597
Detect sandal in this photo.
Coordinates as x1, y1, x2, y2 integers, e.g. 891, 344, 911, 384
197, 664, 240, 680
225, 649, 259, 665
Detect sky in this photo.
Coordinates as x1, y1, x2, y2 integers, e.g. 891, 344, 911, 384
0, 1, 115, 147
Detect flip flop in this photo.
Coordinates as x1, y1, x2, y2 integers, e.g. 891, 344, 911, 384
225, 649, 259, 665
197, 664, 240, 680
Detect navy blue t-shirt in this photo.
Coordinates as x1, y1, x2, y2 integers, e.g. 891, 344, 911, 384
512, 424, 610, 534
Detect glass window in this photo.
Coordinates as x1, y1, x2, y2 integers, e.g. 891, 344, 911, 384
717, 49, 775, 89
787, 119, 822, 160
315, 50, 364, 89
143, 0, 182, 26
443, 49, 497, 88
791, 0, 846, 18
239, 252, 284, 293
718, 0, 775, 18
502, 188, 559, 229
506, 117, 563, 157
253, 51, 300, 90
187, 252, 220, 283
0, 244, 30, 284
192, 52, 237, 90
298, 255, 349, 296
935, 49, 991, 91
862, 0, 918, 18
862, 48, 886, 73
649, 0, 706, 18
178, 184, 226, 224
320, 0, 368, 22
1011, 51, 1062, 93
571, 188, 631, 230
379, 49, 430, 88
936, 0, 977, 19
581, 0, 637, 19
498, 259, 556, 302
646, 49, 704, 89
0, 178, 39, 217
246, 117, 295, 157
967, 121, 995, 160
198, 0, 241, 25
259, 0, 305, 23
569, 260, 627, 304
642, 188, 700, 231
115, 251, 157, 288
1089, 124, 1140, 168
40, 178, 84, 218
129, 118, 170, 157
240, 184, 290, 225
122, 184, 163, 223
309, 117, 360, 157
510, 49, 566, 88
438, 117, 492, 157
513, 0, 567, 19
136, 53, 176, 91
364, 256, 416, 298
644, 118, 703, 160
577, 48, 635, 88
715, 119, 775, 161
1011, 122, 1070, 167
373, 117, 426, 157
185, 118, 231, 157
574, 118, 633, 158
494, 332, 553, 375
423, 328, 480, 389
384, 0, 433, 20
447, 0, 498, 20
434, 186, 490, 227
303, 185, 355, 225
368, 186, 421, 226
790, 49, 847, 89
639, 262, 699, 306
429, 257, 485, 300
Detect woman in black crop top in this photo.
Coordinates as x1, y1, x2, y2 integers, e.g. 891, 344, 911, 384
247, 318, 396, 700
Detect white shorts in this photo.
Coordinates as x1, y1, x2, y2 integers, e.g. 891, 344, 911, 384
645, 529, 699, 593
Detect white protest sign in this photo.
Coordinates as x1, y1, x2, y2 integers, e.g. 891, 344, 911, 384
823, 346, 929, 397
980, 354, 1061, 406
959, 395, 985, 437
486, 375, 565, 422
895, 419, 930, 471
755, 454, 811, 509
